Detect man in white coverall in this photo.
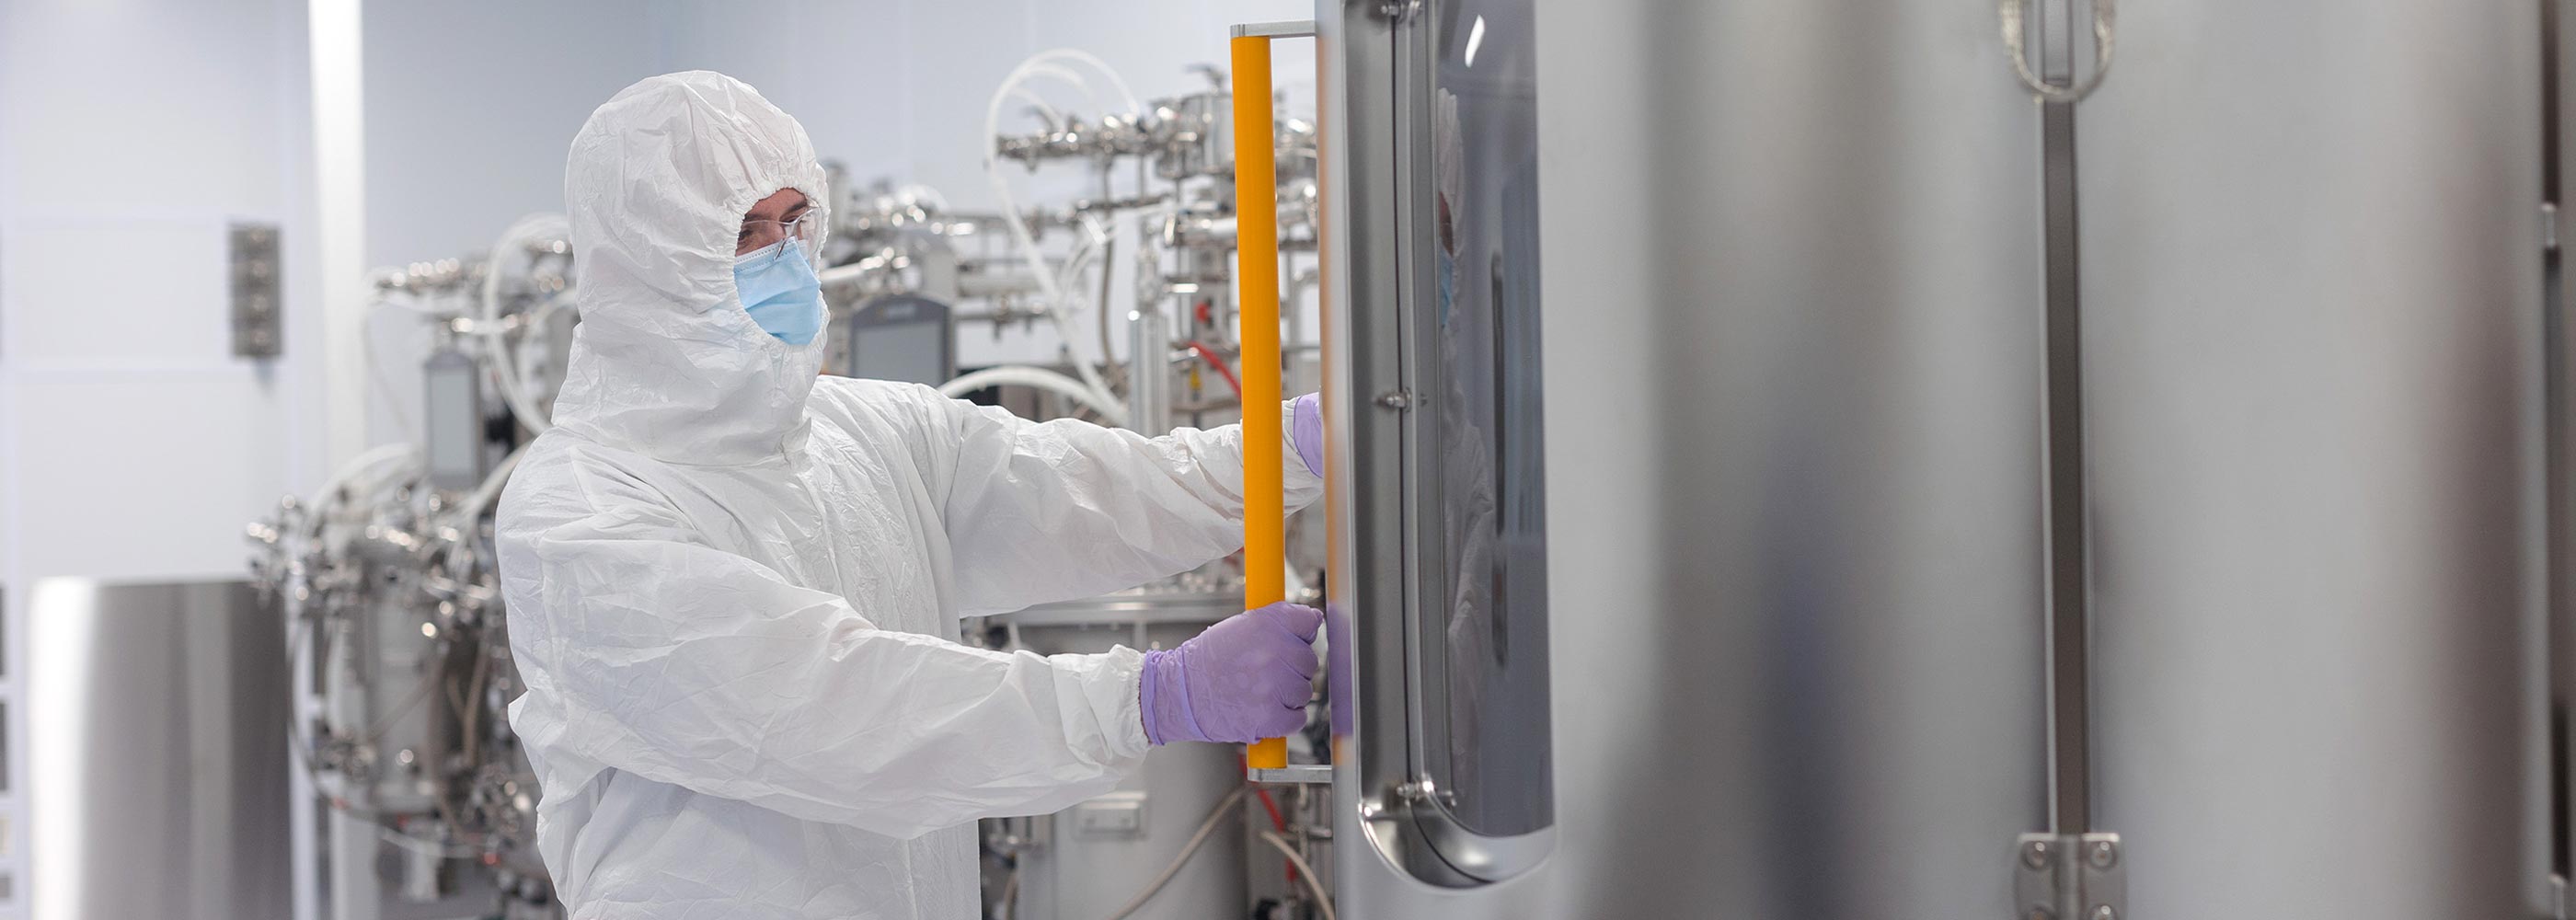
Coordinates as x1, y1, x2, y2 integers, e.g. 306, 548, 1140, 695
497, 72, 1328, 920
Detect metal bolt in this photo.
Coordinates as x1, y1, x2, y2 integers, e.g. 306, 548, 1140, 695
2021, 840, 2053, 869
1376, 390, 1413, 409
2089, 905, 2116, 920
2087, 840, 2118, 869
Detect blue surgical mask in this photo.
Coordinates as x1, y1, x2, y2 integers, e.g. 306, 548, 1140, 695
733, 240, 825, 345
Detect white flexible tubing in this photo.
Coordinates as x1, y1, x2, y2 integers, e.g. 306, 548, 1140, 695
305, 443, 420, 531
498, 293, 574, 433
986, 80, 1116, 412
316, 443, 420, 503
1100, 787, 1248, 920
363, 295, 425, 437
937, 366, 1129, 426
895, 183, 949, 212
1257, 831, 1340, 920
1029, 48, 1141, 116
479, 215, 567, 435
453, 443, 529, 523
984, 52, 1137, 417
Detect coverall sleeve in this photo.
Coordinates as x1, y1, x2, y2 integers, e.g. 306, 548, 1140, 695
501, 461, 1150, 839
925, 392, 1325, 615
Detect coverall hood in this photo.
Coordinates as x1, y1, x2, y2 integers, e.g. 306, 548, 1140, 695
554, 71, 833, 465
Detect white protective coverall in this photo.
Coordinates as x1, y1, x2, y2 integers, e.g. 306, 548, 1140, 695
497, 71, 1320, 920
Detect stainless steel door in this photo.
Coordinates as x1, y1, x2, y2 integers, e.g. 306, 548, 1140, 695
26, 580, 293, 920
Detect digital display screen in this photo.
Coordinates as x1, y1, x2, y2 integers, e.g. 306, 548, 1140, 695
423, 354, 481, 490
851, 320, 949, 385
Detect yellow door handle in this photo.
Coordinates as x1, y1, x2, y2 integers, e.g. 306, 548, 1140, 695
1230, 21, 1311, 772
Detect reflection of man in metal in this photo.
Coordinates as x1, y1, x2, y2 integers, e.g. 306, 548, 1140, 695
1434, 86, 1504, 812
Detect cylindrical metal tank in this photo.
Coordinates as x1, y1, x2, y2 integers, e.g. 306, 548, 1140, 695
1321, 0, 2053, 916
1504, 1, 2545, 918
979, 592, 1251, 920
2077, 3, 2546, 916
1524, 3, 2053, 917
27, 580, 294, 920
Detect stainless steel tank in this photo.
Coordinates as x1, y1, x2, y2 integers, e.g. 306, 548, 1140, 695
2079, 2, 2546, 916
1318, 0, 2549, 916
977, 591, 1253, 920
26, 580, 294, 920
1323, 0, 2050, 916
1520, 2, 2053, 916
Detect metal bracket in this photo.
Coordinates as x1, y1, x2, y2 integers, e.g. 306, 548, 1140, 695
1231, 19, 1317, 39
229, 223, 283, 359
1999, 0, 2117, 104
2016, 832, 2123, 920
1248, 765, 1331, 785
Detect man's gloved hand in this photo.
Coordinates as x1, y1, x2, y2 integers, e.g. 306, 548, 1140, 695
1292, 393, 1324, 477
1142, 602, 1322, 745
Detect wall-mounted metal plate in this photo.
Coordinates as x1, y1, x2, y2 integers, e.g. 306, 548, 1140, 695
229, 223, 282, 359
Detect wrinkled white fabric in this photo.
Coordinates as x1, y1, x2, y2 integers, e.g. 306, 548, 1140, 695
497, 71, 1320, 920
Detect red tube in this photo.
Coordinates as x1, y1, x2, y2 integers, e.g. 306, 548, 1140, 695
1185, 340, 1245, 397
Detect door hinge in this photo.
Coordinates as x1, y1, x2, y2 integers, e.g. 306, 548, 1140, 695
2016, 832, 2123, 920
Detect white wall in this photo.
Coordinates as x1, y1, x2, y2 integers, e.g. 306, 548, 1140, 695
363, 2, 668, 268
0, 0, 325, 914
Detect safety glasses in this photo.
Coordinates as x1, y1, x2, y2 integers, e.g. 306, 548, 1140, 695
735, 209, 822, 264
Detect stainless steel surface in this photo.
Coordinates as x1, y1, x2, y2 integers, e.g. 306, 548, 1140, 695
1248, 765, 1333, 786
1404, 0, 1554, 851
1316, 0, 1413, 899
1328, 0, 1558, 896
2031, 0, 2099, 836
1232, 20, 1320, 39
1321, 0, 1493, 901
2080, 3, 2543, 918
230, 223, 283, 359
2000, 0, 2116, 104
27, 579, 293, 920
1129, 307, 1172, 437
2015, 833, 2122, 920
984, 596, 1248, 920
1506, 0, 2055, 916
2557, 0, 2576, 905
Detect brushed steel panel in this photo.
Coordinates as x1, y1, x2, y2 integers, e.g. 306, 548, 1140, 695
2078, 3, 2546, 917
27, 579, 292, 920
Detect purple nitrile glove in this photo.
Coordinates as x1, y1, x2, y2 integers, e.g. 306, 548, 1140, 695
1141, 602, 1322, 745
1291, 393, 1324, 477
